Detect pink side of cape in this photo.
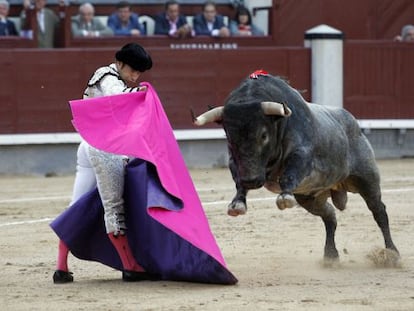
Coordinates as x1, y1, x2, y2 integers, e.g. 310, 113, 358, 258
69, 83, 227, 267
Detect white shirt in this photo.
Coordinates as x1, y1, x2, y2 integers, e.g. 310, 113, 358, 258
37, 9, 45, 33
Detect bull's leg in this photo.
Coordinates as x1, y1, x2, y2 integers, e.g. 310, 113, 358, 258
367, 199, 398, 253
228, 155, 248, 216
277, 151, 312, 210
353, 176, 399, 254
295, 194, 339, 259
228, 186, 248, 216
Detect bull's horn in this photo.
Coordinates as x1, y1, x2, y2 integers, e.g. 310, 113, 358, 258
261, 101, 292, 117
193, 106, 224, 126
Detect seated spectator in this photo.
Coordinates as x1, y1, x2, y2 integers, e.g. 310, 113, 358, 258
229, 5, 264, 36
107, 1, 145, 36
193, 0, 229, 37
0, 0, 18, 36
20, 0, 62, 48
154, 0, 193, 38
71, 2, 113, 38
394, 24, 414, 42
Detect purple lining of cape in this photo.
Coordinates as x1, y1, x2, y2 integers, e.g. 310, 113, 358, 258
51, 159, 237, 284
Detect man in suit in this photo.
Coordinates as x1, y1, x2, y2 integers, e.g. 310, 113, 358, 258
71, 2, 113, 37
193, 0, 229, 37
107, 1, 145, 36
21, 0, 62, 48
0, 0, 18, 36
154, 0, 193, 38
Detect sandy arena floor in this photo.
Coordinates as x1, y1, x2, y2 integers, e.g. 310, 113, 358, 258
0, 159, 413, 311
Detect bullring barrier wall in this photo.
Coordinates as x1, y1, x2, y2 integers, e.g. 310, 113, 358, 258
0, 37, 413, 174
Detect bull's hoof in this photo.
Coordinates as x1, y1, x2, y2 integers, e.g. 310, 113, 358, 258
227, 201, 247, 216
322, 249, 340, 268
322, 256, 340, 268
366, 247, 401, 268
276, 193, 296, 210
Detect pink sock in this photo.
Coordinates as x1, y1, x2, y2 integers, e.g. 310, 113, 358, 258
56, 240, 69, 271
108, 234, 144, 272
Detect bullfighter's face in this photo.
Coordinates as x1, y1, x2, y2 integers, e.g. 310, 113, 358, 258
117, 62, 141, 84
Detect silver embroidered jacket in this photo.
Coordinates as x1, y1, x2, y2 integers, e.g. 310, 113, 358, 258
83, 63, 140, 98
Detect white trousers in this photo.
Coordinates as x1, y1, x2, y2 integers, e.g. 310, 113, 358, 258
71, 140, 128, 234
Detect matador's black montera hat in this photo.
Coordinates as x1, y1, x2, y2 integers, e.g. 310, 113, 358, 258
115, 43, 153, 72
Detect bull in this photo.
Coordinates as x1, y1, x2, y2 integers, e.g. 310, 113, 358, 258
193, 72, 399, 260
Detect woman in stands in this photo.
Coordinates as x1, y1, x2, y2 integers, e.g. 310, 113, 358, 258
229, 5, 264, 36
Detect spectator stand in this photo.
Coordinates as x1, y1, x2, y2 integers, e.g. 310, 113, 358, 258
1, 4, 37, 48
4, 0, 273, 48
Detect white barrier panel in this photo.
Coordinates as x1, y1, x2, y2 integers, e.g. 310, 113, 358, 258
1, 121, 414, 146
0, 129, 227, 145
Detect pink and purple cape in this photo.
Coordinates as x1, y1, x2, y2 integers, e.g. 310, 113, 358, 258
50, 83, 237, 284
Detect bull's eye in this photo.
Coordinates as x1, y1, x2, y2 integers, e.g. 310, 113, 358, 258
260, 130, 269, 145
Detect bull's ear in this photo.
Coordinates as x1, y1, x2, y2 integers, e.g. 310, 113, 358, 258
261, 101, 292, 117
193, 106, 224, 126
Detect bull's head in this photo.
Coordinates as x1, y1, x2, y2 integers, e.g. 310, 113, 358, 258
193, 101, 291, 126
194, 102, 292, 189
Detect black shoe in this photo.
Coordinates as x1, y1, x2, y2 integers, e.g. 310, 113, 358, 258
122, 270, 161, 282
53, 270, 74, 284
